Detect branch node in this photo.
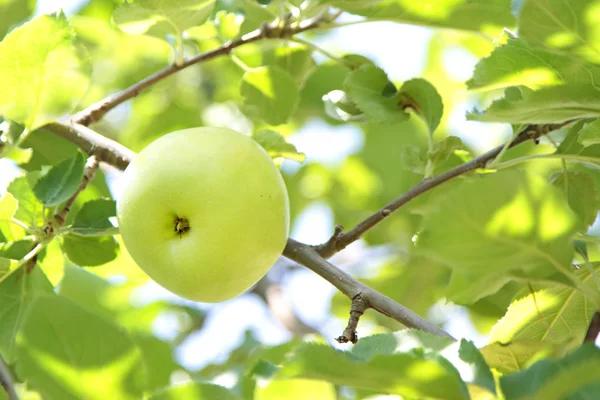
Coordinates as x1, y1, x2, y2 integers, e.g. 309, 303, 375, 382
313, 224, 344, 257
335, 293, 368, 344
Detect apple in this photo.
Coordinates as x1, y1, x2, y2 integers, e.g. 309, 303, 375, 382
116, 127, 290, 302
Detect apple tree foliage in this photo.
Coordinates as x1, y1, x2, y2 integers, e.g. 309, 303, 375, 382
1, 0, 600, 399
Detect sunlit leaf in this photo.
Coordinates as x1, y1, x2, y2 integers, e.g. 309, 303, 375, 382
114, 0, 215, 38
7, 176, 40, 227
255, 379, 336, 400
550, 171, 600, 228
467, 38, 600, 90
278, 343, 469, 400
500, 344, 600, 399
0, 12, 90, 130
328, 0, 514, 33
490, 265, 598, 347
419, 170, 579, 304
577, 118, 600, 146
481, 339, 570, 374
149, 382, 237, 400
241, 66, 298, 125
0, 268, 53, 363
16, 295, 146, 399
252, 130, 305, 163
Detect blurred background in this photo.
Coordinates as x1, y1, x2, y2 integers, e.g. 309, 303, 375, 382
1, 0, 569, 390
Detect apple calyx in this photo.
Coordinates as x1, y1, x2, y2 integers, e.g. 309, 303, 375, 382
174, 216, 190, 237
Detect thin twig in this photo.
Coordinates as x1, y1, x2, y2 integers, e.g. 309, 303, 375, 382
0, 354, 17, 400
584, 311, 600, 343
285, 239, 455, 339
315, 121, 574, 258
336, 294, 368, 344
51, 155, 100, 228
72, 12, 331, 126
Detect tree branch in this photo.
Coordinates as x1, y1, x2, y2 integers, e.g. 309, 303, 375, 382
315, 122, 573, 258
0, 354, 18, 400
72, 12, 332, 126
284, 239, 456, 340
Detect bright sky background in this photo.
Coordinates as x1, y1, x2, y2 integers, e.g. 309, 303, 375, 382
0, 0, 499, 375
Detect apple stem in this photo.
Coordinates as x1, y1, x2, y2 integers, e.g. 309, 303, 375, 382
174, 217, 190, 237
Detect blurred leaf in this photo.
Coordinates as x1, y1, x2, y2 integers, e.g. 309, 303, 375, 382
16, 295, 146, 399
278, 343, 469, 400
71, 198, 117, 236
7, 176, 41, 227
0, 192, 17, 220
114, 0, 215, 37
255, 379, 336, 400
490, 265, 599, 347
550, 171, 600, 228
455, 340, 496, 394
0, 12, 90, 130
328, 0, 514, 33
0, 268, 53, 363
149, 382, 238, 400
133, 333, 181, 392
62, 235, 119, 266
0, 0, 36, 39
577, 118, 600, 146
252, 130, 305, 162
481, 340, 569, 374
398, 78, 444, 134
260, 44, 316, 87
344, 65, 407, 124
241, 66, 298, 125
516, 0, 600, 64
351, 330, 455, 360
33, 151, 85, 207
467, 38, 600, 91
500, 344, 600, 399
322, 89, 365, 121
467, 85, 600, 124
419, 170, 579, 304
0, 240, 35, 260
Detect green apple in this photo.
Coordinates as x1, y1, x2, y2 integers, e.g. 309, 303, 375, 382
117, 127, 290, 302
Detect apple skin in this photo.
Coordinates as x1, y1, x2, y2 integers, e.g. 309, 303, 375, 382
116, 127, 290, 302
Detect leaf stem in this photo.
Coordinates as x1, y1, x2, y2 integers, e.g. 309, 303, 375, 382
0, 241, 48, 285
288, 37, 350, 68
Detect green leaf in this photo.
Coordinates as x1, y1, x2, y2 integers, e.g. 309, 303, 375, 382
398, 78, 444, 134
0, 192, 17, 220
481, 340, 569, 374
467, 85, 600, 124
33, 151, 85, 207
344, 65, 407, 124
322, 89, 365, 122
455, 340, 496, 394
133, 334, 181, 392
516, 0, 600, 64
0, 268, 53, 363
418, 170, 579, 304
0, 12, 90, 130
467, 38, 600, 91
277, 343, 469, 400
577, 118, 600, 146
328, 0, 515, 33
500, 344, 600, 399
71, 199, 117, 236
113, 0, 215, 37
7, 176, 40, 226
252, 130, 305, 163
0, 0, 36, 39
255, 379, 336, 400
550, 171, 600, 228
149, 382, 238, 400
16, 295, 146, 400
490, 265, 598, 346
351, 330, 455, 360
62, 235, 119, 266
241, 66, 299, 125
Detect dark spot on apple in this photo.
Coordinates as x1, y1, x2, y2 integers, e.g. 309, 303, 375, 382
174, 216, 190, 237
